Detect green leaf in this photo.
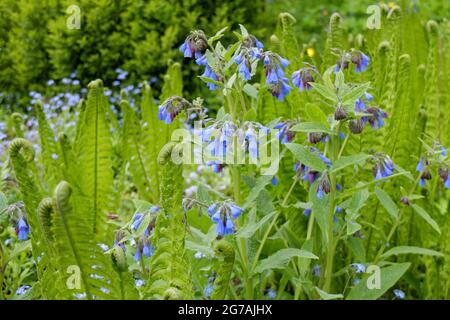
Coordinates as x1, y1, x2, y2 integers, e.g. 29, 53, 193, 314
224, 42, 241, 61
226, 73, 237, 89
207, 26, 228, 45
254, 248, 318, 273
243, 175, 273, 209
285, 143, 327, 172
236, 211, 277, 238
239, 24, 249, 38
79, 79, 115, 235
346, 263, 410, 300
243, 108, 257, 122
133, 199, 154, 213
185, 240, 214, 256
381, 246, 443, 259
196, 185, 212, 205
341, 83, 370, 106
334, 70, 345, 88
315, 287, 344, 300
199, 76, 223, 87
374, 188, 399, 220
411, 204, 441, 234
243, 83, 258, 99
305, 103, 328, 124
347, 220, 361, 235
309, 82, 337, 102
331, 153, 369, 172
290, 122, 335, 135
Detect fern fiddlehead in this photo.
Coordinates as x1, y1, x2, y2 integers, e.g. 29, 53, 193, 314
211, 239, 235, 300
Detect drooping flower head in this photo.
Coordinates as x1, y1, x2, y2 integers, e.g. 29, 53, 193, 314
334, 103, 348, 120
206, 160, 225, 173
372, 153, 395, 180
204, 120, 237, 158
263, 52, 290, 85
274, 121, 296, 144
233, 35, 264, 80
316, 173, 331, 199
113, 229, 126, 251
294, 162, 318, 184
307, 132, 329, 144
349, 118, 365, 134
242, 34, 264, 51
201, 65, 220, 90
238, 122, 269, 161
16, 217, 30, 241
157, 96, 191, 124
362, 107, 388, 129
134, 235, 155, 262
415, 156, 432, 187
438, 166, 450, 188
294, 148, 330, 186
292, 66, 316, 91
179, 30, 208, 60
268, 77, 292, 101
393, 289, 405, 300
351, 263, 366, 274
234, 53, 252, 80
355, 98, 366, 112
351, 51, 370, 73
334, 49, 370, 73
207, 201, 243, 236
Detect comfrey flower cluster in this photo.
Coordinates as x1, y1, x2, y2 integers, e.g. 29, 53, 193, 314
207, 201, 243, 236
263, 52, 291, 100
180, 30, 208, 60
178, 27, 326, 101
113, 206, 160, 262
334, 49, 370, 73
372, 154, 395, 180
339, 90, 388, 134
202, 121, 237, 158
293, 148, 334, 200
416, 143, 449, 188
274, 121, 296, 144
292, 65, 317, 92
180, 30, 220, 90
294, 148, 331, 186
130, 209, 159, 261
157, 96, 192, 124
234, 35, 264, 80
238, 121, 270, 160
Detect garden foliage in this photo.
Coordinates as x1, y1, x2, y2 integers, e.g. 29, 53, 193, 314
0, 2, 449, 300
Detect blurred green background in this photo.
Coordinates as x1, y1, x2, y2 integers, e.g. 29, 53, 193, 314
0, 0, 449, 107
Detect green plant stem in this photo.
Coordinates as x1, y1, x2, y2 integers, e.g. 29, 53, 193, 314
251, 212, 280, 271
373, 173, 422, 263
322, 123, 341, 292
227, 81, 254, 299
282, 177, 298, 207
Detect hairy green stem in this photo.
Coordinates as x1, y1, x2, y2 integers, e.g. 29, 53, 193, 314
374, 173, 422, 263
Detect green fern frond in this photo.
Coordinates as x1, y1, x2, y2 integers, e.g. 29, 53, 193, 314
146, 144, 193, 299
11, 113, 24, 138
140, 82, 162, 202
77, 79, 115, 238
121, 99, 152, 201
160, 62, 183, 100
35, 101, 63, 191
211, 239, 235, 299
323, 13, 344, 71
423, 21, 441, 139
